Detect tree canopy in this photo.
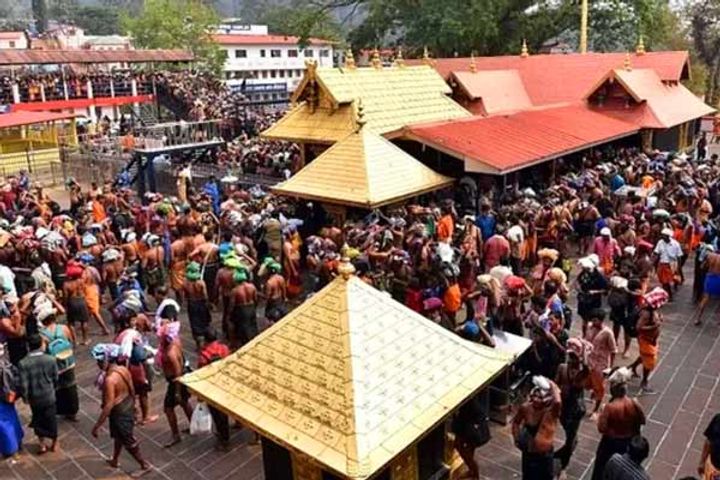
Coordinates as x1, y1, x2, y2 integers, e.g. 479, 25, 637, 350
122, 0, 224, 73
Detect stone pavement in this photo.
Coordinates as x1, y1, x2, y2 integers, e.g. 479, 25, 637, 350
3, 273, 716, 480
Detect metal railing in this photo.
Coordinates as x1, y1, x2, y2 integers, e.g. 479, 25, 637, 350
133, 120, 224, 151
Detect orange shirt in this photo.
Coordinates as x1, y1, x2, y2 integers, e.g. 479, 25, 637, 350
437, 215, 454, 242
443, 283, 462, 313
91, 200, 107, 223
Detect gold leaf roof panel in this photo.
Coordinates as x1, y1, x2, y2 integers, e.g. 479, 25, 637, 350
262, 102, 357, 144
262, 65, 470, 142
181, 275, 511, 480
271, 128, 454, 208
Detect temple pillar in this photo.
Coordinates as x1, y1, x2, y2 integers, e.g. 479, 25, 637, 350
641, 129, 653, 152
298, 142, 306, 171
291, 452, 322, 480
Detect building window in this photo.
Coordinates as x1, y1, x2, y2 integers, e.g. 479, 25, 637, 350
279, 70, 285, 78
304, 49, 314, 57
270, 70, 277, 78
225, 71, 232, 80
235, 49, 247, 58
8, 41, 15, 48
261, 70, 268, 79
271, 49, 282, 58
320, 49, 330, 57
288, 49, 298, 58
260, 49, 266, 58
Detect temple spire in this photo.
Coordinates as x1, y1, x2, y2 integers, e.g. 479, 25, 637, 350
624, 52, 632, 71
344, 47, 356, 69
422, 46, 432, 65
469, 52, 477, 72
371, 47, 382, 69
520, 39, 529, 58
636, 34, 646, 56
355, 98, 366, 132
394, 46, 405, 68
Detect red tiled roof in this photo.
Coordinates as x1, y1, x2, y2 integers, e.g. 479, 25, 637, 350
451, 70, 532, 115
0, 32, 24, 40
0, 110, 74, 129
212, 34, 331, 46
403, 105, 639, 174
0, 49, 193, 65
413, 51, 689, 106
587, 68, 715, 129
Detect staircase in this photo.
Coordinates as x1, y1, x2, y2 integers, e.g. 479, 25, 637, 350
155, 82, 191, 120
120, 103, 160, 127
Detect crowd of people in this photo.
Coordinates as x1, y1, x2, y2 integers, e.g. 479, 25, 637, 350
0, 69, 154, 105
0, 138, 718, 480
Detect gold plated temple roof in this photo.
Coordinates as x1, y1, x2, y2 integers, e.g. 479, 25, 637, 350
271, 128, 454, 208
262, 65, 470, 142
181, 275, 511, 479
262, 102, 357, 144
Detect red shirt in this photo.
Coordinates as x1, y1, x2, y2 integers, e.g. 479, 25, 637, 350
405, 288, 424, 313
198, 341, 230, 367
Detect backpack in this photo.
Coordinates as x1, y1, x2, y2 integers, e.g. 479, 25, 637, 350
41, 325, 76, 374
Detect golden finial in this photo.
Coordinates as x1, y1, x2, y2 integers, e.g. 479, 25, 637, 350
422, 46, 431, 65
624, 52, 632, 71
355, 98, 366, 132
344, 47, 356, 70
520, 39, 529, 58
371, 47, 382, 69
304, 59, 318, 79
636, 34, 646, 56
394, 46, 405, 68
469, 52, 477, 73
337, 256, 356, 280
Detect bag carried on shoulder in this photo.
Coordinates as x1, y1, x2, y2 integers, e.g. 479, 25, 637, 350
41, 325, 76, 373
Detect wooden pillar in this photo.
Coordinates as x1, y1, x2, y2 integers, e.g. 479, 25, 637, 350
390, 446, 418, 480
550, 158, 557, 185
641, 129, 653, 152
291, 452, 322, 480
298, 142, 306, 171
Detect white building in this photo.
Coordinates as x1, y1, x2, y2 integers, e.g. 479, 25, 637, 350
83, 35, 133, 51
0, 32, 28, 49
212, 24, 334, 104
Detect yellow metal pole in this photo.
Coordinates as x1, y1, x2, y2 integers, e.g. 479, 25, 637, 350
580, 0, 589, 54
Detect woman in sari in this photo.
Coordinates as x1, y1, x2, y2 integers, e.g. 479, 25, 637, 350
0, 350, 22, 458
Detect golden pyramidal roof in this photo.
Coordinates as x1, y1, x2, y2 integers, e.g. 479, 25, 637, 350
262, 64, 470, 143
271, 127, 454, 208
181, 275, 511, 479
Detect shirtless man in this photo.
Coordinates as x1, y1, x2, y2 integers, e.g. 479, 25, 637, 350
282, 233, 302, 298
91, 360, 150, 475
141, 236, 165, 296
183, 262, 211, 350
228, 270, 258, 349
169, 235, 189, 304
215, 262, 237, 340
695, 249, 720, 325
83, 261, 111, 336
102, 254, 125, 303
63, 270, 91, 345
512, 377, 562, 480
160, 326, 193, 448
190, 231, 219, 306
262, 262, 287, 323
121, 232, 140, 269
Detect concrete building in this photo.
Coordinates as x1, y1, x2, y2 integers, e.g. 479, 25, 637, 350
212, 23, 334, 104
0, 32, 29, 50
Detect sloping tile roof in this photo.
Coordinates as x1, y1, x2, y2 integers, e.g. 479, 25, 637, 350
404, 104, 639, 174
0, 49, 193, 65
181, 274, 511, 479
587, 68, 715, 129
414, 51, 689, 106
272, 128, 454, 208
451, 70, 532, 114
262, 102, 356, 144
263, 65, 470, 142
212, 34, 332, 46
0, 110, 74, 129
0, 32, 24, 40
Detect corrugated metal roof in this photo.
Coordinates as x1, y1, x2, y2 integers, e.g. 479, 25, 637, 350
264, 65, 470, 142
273, 127, 454, 208
212, 34, 332, 46
451, 70, 532, 114
0, 49, 193, 65
404, 105, 639, 174
181, 274, 511, 479
413, 51, 689, 107
0, 32, 24, 40
0, 110, 74, 128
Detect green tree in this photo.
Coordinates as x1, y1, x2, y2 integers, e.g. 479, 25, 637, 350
69, 5, 121, 35
122, 0, 224, 73
32, 0, 48, 33
258, 4, 344, 44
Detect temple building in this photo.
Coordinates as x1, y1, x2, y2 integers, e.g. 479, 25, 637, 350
181, 265, 511, 480
262, 49, 470, 165
271, 104, 453, 217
